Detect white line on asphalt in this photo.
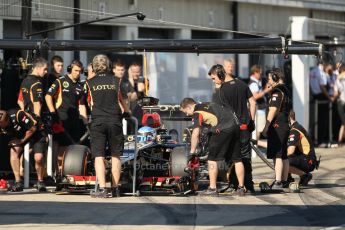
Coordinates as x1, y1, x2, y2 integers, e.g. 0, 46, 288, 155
322, 224, 345, 230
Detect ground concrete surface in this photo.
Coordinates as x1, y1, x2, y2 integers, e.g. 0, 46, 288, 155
0, 146, 344, 230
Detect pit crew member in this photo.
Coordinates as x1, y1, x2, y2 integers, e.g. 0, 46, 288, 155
211, 61, 256, 193
262, 68, 292, 189
84, 54, 130, 198
45, 60, 88, 173
0, 109, 47, 192
180, 97, 242, 196
287, 110, 318, 186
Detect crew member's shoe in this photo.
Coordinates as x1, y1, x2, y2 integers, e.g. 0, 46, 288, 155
220, 184, 235, 194
299, 173, 312, 186
9, 181, 23, 192
246, 188, 256, 194
37, 181, 47, 192
271, 180, 283, 190
199, 187, 218, 196
111, 187, 121, 198
236, 186, 245, 196
90, 188, 112, 198
282, 181, 289, 188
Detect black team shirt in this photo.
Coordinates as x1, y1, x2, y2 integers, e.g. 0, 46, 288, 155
84, 73, 122, 125
20, 75, 44, 114
268, 84, 292, 124
213, 78, 253, 124
7, 109, 37, 139
287, 121, 316, 159
46, 75, 84, 121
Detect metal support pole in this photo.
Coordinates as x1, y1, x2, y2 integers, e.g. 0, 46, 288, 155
47, 134, 53, 177
73, 0, 80, 60
24, 143, 30, 188
315, 100, 318, 144
329, 102, 333, 146
21, 0, 32, 39
131, 117, 138, 196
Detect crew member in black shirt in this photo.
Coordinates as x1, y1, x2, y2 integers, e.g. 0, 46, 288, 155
84, 54, 130, 198
20, 57, 47, 118
287, 110, 318, 186
44, 55, 64, 95
0, 109, 47, 192
210, 61, 256, 193
262, 68, 292, 189
123, 62, 145, 132
17, 57, 48, 190
45, 60, 87, 172
112, 59, 129, 111
180, 97, 242, 196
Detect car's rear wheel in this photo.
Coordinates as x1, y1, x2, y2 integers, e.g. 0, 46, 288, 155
62, 145, 91, 176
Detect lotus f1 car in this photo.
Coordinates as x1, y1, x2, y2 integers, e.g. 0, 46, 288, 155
57, 99, 198, 196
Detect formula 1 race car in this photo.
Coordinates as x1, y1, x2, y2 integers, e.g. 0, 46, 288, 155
57, 99, 196, 196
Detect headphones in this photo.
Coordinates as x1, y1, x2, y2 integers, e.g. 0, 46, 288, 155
67, 60, 84, 74
215, 64, 226, 81
270, 69, 281, 83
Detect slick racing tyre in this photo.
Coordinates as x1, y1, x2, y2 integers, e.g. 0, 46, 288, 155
62, 145, 91, 176
170, 146, 188, 177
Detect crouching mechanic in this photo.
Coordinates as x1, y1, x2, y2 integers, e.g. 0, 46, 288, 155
287, 110, 319, 186
84, 54, 130, 198
0, 109, 47, 192
180, 98, 244, 196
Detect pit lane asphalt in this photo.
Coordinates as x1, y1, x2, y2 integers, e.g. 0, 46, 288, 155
0, 146, 344, 230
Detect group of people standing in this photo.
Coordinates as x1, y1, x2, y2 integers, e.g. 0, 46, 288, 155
180, 59, 319, 196
0, 54, 320, 197
310, 61, 345, 146
0, 54, 145, 197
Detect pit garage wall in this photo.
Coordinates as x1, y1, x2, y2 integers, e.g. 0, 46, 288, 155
236, 2, 345, 77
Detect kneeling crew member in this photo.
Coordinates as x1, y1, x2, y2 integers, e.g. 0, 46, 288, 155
84, 54, 130, 198
0, 109, 47, 192
287, 110, 318, 186
180, 97, 244, 196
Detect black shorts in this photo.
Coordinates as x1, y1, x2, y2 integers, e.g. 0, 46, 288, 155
30, 131, 48, 154
239, 129, 251, 159
337, 100, 345, 125
289, 154, 315, 173
90, 122, 124, 158
208, 126, 241, 162
267, 122, 289, 159
54, 119, 82, 146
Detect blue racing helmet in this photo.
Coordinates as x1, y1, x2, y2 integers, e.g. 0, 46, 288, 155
137, 126, 156, 143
